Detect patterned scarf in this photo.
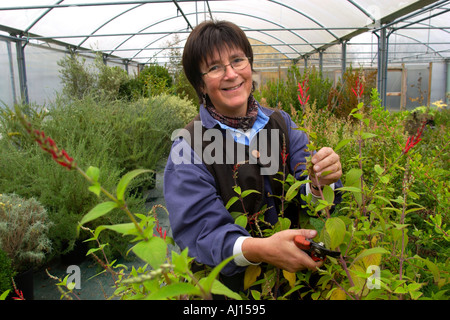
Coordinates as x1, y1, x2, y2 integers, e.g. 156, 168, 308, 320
205, 95, 259, 131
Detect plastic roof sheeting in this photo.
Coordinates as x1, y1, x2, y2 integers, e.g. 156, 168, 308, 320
0, 0, 449, 67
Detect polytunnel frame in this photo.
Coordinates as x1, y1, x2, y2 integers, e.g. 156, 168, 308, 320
0, 0, 449, 107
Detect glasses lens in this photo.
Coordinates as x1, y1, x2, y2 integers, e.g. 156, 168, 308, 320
205, 57, 250, 78
232, 57, 249, 70
208, 68, 224, 78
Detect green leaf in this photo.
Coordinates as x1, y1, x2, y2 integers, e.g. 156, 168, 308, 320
352, 247, 389, 265
172, 248, 191, 274
285, 180, 308, 201
374, 164, 384, 176
146, 282, 199, 300
325, 217, 346, 249
414, 255, 440, 284
361, 132, 377, 140
235, 215, 247, 229
94, 222, 136, 238
344, 168, 363, 205
322, 185, 335, 204
199, 255, 236, 296
225, 196, 239, 210
116, 169, 152, 201
274, 217, 291, 231
0, 290, 10, 300
334, 139, 353, 152
80, 201, 119, 226
86, 166, 100, 182
335, 186, 361, 193
344, 168, 362, 187
209, 279, 242, 300
88, 183, 101, 196
241, 189, 260, 198
132, 237, 167, 269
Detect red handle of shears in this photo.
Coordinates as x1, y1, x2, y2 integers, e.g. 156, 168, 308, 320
294, 235, 311, 250
294, 235, 323, 262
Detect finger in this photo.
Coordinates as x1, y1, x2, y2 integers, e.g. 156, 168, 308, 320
294, 228, 318, 239
311, 147, 333, 164
313, 153, 340, 176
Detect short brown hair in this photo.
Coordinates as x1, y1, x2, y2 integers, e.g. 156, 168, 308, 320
182, 20, 254, 102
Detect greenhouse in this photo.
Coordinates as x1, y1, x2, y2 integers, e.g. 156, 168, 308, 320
0, 0, 449, 303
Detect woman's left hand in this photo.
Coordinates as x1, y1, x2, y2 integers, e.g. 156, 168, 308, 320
309, 147, 342, 187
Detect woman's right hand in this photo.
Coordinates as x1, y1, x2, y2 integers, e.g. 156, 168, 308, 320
241, 229, 323, 273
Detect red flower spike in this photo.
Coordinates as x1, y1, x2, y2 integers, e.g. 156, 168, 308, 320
29, 128, 76, 169
297, 79, 310, 107
403, 121, 426, 154
352, 77, 365, 98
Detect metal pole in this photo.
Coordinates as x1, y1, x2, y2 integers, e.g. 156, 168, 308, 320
319, 50, 323, 76
341, 40, 347, 75
15, 39, 29, 105
6, 40, 17, 105
377, 28, 389, 110
446, 59, 450, 104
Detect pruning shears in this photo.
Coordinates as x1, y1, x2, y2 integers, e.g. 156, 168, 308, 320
294, 235, 340, 262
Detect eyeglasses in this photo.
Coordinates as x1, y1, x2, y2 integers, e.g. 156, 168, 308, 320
202, 56, 251, 78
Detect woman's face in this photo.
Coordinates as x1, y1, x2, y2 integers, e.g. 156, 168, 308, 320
200, 47, 253, 117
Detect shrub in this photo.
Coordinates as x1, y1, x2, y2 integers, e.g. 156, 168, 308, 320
57, 52, 97, 100
0, 194, 52, 273
0, 93, 196, 260
0, 249, 15, 295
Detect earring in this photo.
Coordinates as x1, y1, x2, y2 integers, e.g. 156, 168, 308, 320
202, 93, 207, 106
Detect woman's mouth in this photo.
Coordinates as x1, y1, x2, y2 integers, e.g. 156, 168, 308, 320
222, 82, 243, 91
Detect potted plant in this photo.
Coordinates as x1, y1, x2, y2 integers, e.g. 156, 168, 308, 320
0, 193, 52, 300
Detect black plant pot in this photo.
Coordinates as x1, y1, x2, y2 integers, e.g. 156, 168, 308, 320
14, 268, 34, 300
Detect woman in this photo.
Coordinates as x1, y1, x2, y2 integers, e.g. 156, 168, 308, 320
164, 20, 343, 286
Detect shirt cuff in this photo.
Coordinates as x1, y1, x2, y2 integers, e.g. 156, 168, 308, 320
233, 236, 261, 267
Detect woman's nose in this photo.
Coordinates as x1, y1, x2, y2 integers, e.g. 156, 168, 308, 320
223, 64, 238, 79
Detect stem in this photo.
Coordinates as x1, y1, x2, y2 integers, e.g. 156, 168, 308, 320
331, 277, 356, 300
358, 115, 366, 217
75, 166, 145, 237
398, 162, 410, 299
311, 172, 331, 219
339, 255, 355, 291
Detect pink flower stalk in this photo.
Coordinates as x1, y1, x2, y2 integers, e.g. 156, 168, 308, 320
32, 129, 76, 169
352, 77, 364, 98
155, 221, 167, 240
12, 283, 25, 300
403, 121, 426, 154
18, 115, 76, 170
297, 79, 310, 107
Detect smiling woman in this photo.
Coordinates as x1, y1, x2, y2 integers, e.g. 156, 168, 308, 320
200, 48, 253, 117
164, 20, 343, 293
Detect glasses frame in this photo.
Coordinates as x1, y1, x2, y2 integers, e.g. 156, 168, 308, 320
201, 56, 252, 78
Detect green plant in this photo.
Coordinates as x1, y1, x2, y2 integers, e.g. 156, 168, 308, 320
0, 193, 52, 273
57, 52, 97, 100
0, 99, 147, 259
14, 108, 240, 300
0, 249, 15, 297
228, 84, 449, 300
0, 93, 196, 261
